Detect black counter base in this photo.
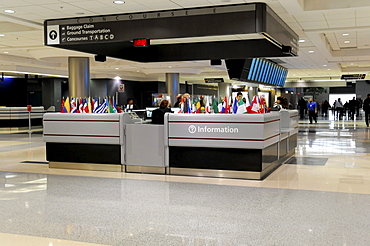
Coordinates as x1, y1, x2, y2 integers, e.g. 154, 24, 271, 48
46, 143, 121, 164
169, 143, 293, 180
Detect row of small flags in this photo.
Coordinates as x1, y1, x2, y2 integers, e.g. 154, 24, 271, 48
178, 96, 268, 114
61, 97, 117, 113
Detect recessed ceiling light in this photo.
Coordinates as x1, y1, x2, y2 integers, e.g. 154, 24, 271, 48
115, 67, 119, 70
298, 39, 305, 43
136, 70, 140, 72
344, 41, 350, 43
342, 33, 349, 36
323, 65, 327, 67
4, 9, 15, 14
327, 69, 331, 70
308, 50, 314, 53
4, 51, 9, 54
113, 0, 125, 4
0, 34, 5, 37
168, 66, 172, 68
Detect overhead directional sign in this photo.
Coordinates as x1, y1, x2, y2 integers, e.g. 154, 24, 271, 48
204, 78, 224, 83
341, 74, 366, 80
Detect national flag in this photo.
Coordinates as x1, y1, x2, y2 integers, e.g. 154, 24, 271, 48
83, 98, 89, 113
249, 96, 261, 114
70, 98, 77, 113
87, 97, 92, 113
60, 97, 65, 113
205, 105, 211, 113
113, 96, 117, 113
221, 96, 229, 114
232, 97, 238, 114
77, 98, 84, 113
187, 98, 192, 114
212, 97, 219, 114
196, 101, 201, 113
93, 98, 108, 113
260, 96, 266, 114
236, 97, 247, 114
178, 97, 185, 113
63, 97, 70, 113
93, 97, 99, 111
108, 97, 115, 113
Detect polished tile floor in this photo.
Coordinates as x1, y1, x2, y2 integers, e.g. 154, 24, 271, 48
0, 116, 370, 245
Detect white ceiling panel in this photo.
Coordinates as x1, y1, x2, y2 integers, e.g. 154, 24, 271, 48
355, 8, 370, 18
299, 21, 329, 30
0, 0, 34, 7
327, 19, 356, 28
68, 1, 112, 9
293, 13, 325, 22
324, 10, 355, 20
171, 0, 213, 8
356, 17, 370, 26
141, 1, 182, 10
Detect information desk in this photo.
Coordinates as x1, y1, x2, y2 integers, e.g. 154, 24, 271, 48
44, 111, 298, 180
0, 106, 44, 128
164, 113, 286, 180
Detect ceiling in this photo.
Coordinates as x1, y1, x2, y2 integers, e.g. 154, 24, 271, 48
1, 0, 370, 84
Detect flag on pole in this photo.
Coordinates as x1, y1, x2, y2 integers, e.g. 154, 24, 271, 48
212, 97, 219, 114
83, 98, 89, 113
93, 97, 99, 112
113, 96, 117, 113
232, 97, 238, 114
221, 96, 229, 113
187, 98, 192, 114
249, 96, 261, 114
63, 97, 70, 113
70, 98, 77, 113
77, 98, 84, 113
94, 98, 108, 113
60, 97, 65, 113
87, 97, 92, 113
236, 97, 247, 114
108, 97, 115, 113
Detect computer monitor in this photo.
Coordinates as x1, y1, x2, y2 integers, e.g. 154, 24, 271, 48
145, 107, 157, 119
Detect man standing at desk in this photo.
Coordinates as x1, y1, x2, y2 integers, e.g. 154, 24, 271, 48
307, 98, 317, 124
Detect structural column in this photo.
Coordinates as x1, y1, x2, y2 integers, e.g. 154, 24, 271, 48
248, 86, 258, 103
68, 57, 90, 98
166, 73, 179, 106
217, 83, 231, 99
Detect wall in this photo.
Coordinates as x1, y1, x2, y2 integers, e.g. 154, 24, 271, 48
42, 78, 63, 111
355, 81, 370, 100
0, 78, 27, 107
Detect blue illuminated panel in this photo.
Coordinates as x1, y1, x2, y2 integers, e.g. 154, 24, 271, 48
245, 58, 287, 86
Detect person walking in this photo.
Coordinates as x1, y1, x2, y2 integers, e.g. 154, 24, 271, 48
298, 97, 307, 119
363, 94, 370, 127
334, 98, 344, 119
322, 100, 330, 117
307, 98, 317, 124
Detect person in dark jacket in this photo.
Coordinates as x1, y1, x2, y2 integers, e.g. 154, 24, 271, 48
322, 100, 330, 117
298, 97, 307, 119
363, 94, 370, 127
173, 94, 182, 108
151, 100, 172, 124
125, 98, 138, 112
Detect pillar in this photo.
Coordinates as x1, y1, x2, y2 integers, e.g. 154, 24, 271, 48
166, 73, 179, 106
68, 57, 90, 98
248, 86, 258, 103
217, 83, 231, 99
